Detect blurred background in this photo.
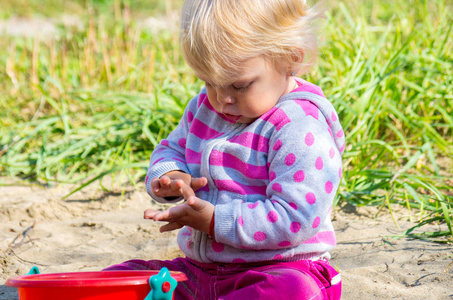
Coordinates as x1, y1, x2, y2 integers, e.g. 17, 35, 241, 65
0, 0, 452, 241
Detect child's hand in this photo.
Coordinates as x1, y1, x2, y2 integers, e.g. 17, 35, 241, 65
144, 181, 215, 234
150, 171, 207, 198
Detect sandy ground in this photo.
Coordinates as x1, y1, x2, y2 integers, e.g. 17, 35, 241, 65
1, 182, 452, 300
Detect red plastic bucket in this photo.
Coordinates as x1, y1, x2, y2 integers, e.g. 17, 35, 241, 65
5, 270, 187, 300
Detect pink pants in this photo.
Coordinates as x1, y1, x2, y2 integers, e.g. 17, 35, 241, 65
104, 257, 341, 299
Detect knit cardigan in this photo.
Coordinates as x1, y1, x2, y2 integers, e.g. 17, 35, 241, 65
146, 79, 345, 264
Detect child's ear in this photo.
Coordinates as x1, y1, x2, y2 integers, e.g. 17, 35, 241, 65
292, 49, 305, 64
288, 50, 304, 76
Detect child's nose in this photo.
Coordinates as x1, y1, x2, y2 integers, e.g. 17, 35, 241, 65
217, 89, 235, 105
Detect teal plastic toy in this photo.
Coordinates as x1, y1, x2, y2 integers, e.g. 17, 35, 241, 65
145, 267, 178, 300
27, 266, 40, 275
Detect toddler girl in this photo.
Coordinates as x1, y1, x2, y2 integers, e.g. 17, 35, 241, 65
105, 0, 344, 299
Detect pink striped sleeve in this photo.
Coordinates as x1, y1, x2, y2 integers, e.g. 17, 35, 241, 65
260, 107, 291, 131
172, 157, 186, 164
186, 148, 202, 164
210, 150, 268, 179
152, 157, 165, 165
189, 118, 223, 140
228, 132, 269, 153
214, 180, 267, 196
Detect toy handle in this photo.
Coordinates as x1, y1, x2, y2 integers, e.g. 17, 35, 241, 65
144, 267, 178, 300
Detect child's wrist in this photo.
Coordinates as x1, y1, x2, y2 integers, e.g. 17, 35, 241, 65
208, 211, 215, 239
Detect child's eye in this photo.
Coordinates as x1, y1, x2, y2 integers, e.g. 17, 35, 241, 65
235, 86, 248, 93
233, 82, 252, 93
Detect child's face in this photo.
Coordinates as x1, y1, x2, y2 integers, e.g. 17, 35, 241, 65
199, 57, 295, 124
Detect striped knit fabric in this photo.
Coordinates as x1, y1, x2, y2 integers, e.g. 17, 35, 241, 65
145, 79, 345, 264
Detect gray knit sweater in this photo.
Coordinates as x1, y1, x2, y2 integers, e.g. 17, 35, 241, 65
146, 79, 345, 264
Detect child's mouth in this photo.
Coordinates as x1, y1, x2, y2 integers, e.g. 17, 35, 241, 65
224, 114, 241, 121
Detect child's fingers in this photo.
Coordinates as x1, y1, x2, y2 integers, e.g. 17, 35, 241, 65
150, 177, 161, 193
191, 177, 208, 191
145, 208, 176, 221
186, 196, 206, 212
181, 183, 196, 200
160, 175, 171, 188
151, 176, 186, 197
143, 209, 159, 219
153, 204, 187, 222
160, 222, 183, 233
170, 179, 184, 192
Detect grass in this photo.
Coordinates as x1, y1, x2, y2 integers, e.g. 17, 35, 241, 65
0, 0, 452, 242
0, 0, 182, 19
312, 0, 453, 242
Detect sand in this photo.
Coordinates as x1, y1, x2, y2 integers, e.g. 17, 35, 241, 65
1, 182, 452, 300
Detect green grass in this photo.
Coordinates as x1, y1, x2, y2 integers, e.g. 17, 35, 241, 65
0, 0, 183, 19
311, 0, 453, 242
1, 0, 452, 242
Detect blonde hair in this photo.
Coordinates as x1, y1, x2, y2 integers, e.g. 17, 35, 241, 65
180, 0, 325, 86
